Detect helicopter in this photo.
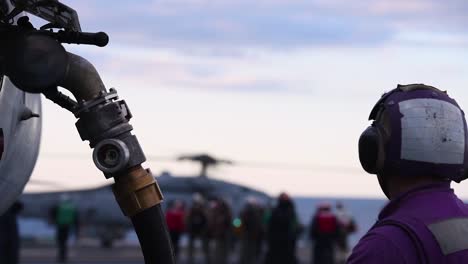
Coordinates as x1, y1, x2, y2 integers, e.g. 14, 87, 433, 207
20, 153, 272, 247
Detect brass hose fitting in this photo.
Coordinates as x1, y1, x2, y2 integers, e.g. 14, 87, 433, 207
112, 166, 164, 217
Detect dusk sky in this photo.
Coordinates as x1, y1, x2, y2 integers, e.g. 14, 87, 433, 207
26, 0, 468, 198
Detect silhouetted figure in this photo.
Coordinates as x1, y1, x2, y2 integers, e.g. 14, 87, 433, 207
165, 200, 186, 258
264, 193, 299, 264
50, 194, 78, 263
335, 202, 356, 264
186, 193, 210, 263
310, 202, 338, 264
0, 201, 23, 264
209, 198, 232, 264
240, 197, 264, 264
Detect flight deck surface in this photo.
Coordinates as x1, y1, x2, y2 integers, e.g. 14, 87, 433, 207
21, 244, 312, 264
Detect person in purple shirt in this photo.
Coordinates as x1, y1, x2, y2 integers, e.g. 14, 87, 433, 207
349, 84, 468, 263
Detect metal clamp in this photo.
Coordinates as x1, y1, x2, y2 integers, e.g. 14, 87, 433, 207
74, 88, 119, 117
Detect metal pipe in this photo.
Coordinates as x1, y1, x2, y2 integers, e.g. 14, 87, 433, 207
3, 33, 105, 102
60, 52, 106, 102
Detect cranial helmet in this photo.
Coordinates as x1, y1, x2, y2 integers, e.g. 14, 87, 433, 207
358, 84, 468, 182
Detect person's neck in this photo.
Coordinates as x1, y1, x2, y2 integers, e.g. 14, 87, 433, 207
387, 175, 448, 200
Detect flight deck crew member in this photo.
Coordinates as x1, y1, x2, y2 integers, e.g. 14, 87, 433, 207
264, 193, 299, 264
335, 202, 356, 264
186, 193, 210, 264
349, 84, 468, 263
209, 198, 233, 264
0, 201, 23, 264
50, 194, 79, 263
240, 196, 264, 264
309, 202, 339, 264
165, 200, 185, 258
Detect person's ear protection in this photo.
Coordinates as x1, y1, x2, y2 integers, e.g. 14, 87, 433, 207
358, 87, 399, 175
358, 122, 386, 174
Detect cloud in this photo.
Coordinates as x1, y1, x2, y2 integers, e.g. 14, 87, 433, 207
99, 56, 309, 94
69, 44, 310, 94
57, 0, 468, 94
59, 0, 468, 52
393, 31, 468, 47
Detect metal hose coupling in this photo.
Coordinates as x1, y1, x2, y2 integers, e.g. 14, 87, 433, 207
112, 166, 164, 217
74, 89, 165, 217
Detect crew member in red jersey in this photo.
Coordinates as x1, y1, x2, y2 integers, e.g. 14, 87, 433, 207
165, 200, 186, 258
309, 202, 339, 264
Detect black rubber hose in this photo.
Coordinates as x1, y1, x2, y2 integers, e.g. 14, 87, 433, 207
131, 204, 176, 264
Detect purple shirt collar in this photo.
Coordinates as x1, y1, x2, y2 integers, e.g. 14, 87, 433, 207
378, 182, 452, 220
